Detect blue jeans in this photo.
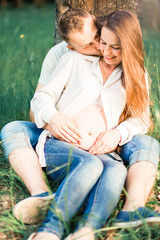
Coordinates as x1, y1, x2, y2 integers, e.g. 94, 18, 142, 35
37, 137, 127, 238
0, 121, 43, 158
1, 121, 159, 168
0, 121, 159, 237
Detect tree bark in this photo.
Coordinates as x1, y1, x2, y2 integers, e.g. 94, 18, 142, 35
54, 0, 138, 43
139, 0, 160, 30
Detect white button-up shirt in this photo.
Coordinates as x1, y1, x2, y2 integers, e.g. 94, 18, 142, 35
31, 52, 149, 165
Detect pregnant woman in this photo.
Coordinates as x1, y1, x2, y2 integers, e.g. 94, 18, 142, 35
30, 51, 126, 240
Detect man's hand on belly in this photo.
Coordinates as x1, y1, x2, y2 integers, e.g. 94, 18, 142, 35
49, 113, 82, 144
89, 129, 121, 155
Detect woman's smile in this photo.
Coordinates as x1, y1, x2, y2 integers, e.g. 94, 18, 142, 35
105, 56, 116, 60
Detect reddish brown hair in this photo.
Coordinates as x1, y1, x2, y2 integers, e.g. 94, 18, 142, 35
96, 10, 152, 128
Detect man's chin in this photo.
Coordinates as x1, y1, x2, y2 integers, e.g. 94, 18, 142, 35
94, 52, 102, 56
83, 51, 102, 56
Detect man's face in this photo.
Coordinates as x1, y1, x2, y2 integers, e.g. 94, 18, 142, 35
68, 16, 101, 56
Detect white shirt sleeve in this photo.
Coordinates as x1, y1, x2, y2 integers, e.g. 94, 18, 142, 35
116, 117, 149, 145
115, 72, 150, 145
31, 53, 73, 128
38, 41, 69, 85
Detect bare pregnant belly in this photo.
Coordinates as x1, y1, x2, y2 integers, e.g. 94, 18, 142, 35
72, 104, 107, 150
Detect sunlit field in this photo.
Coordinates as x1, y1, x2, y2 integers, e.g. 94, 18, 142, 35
0, 4, 160, 239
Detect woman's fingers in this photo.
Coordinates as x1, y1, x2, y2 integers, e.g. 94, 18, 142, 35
89, 141, 104, 154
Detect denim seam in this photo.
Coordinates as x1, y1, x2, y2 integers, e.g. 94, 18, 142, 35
46, 152, 101, 219
56, 154, 85, 206
128, 142, 138, 164
86, 175, 102, 218
46, 152, 86, 219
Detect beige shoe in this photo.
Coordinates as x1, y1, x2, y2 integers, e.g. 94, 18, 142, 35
27, 232, 37, 240
69, 227, 95, 240
13, 192, 55, 224
64, 234, 72, 240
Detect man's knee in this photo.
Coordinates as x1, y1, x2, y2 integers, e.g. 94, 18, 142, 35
1, 121, 24, 140
120, 135, 159, 168
132, 135, 159, 152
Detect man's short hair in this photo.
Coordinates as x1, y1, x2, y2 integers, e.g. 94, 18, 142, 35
58, 8, 90, 43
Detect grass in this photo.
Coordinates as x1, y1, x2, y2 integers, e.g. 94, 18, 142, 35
0, 4, 160, 240
0, 3, 55, 128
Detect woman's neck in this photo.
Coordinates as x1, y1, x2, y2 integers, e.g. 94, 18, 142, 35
99, 58, 118, 84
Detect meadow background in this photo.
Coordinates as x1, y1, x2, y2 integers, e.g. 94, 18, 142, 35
0, 2, 160, 239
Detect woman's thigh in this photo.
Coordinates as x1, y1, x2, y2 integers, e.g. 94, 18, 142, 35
44, 137, 103, 182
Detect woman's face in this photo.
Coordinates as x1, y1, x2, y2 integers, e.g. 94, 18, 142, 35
100, 27, 122, 67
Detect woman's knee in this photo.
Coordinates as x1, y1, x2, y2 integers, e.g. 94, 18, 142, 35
72, 152, 104, 180
105, 161, 127, 181
89, 155, 104, 176
70, 147, 104, 176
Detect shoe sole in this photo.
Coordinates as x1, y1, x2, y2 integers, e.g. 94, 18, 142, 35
27, 233, 37, 240
13, 194, 55, 224
113, 217, 160, 228
64, 234, 72, 240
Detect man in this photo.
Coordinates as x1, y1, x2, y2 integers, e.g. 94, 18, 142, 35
1, 8, 159, 229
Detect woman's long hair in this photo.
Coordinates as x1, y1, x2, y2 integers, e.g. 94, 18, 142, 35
96, 10, 153, 129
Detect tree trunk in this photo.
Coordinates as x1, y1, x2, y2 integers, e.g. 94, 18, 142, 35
139, 0, 160, 30
54, 0, 138, 43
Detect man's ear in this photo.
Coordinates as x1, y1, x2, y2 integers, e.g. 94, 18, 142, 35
92, 15, 96, 21
67, 45, 76, 51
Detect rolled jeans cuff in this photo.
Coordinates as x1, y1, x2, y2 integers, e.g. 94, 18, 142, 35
2, 132, 33, 159
129, 149, 159, 169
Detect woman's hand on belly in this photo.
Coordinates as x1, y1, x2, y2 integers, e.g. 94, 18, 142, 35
73, 130, 100, 150
49, 113, 82, 143
89, 129, 121, 155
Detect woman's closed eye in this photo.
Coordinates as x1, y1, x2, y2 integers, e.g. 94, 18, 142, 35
112, 46, 121, 50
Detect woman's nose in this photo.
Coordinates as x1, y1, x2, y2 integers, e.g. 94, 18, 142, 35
104, 46, 111, 56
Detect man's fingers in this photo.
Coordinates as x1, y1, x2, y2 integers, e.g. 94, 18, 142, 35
62, 122, 82, 141
67, 120, 81, 139
58, 128, 79, 143
56, 131, 72, 143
